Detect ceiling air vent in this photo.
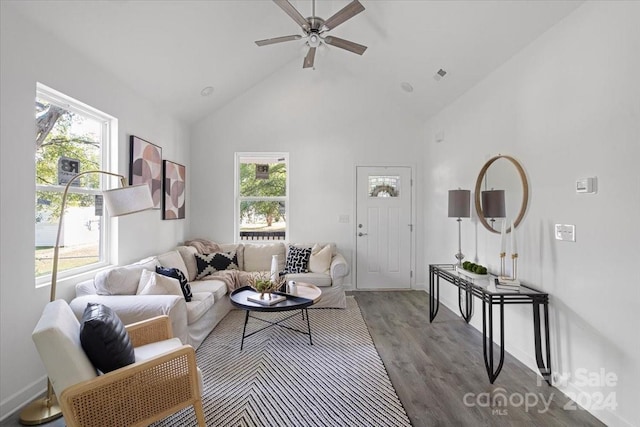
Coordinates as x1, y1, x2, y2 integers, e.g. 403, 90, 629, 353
434, 68, 447, 81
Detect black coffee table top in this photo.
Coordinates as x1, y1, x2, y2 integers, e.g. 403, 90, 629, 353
230, 286, 316, 312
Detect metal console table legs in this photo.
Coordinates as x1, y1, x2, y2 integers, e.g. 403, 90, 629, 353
429, 264, 552, 385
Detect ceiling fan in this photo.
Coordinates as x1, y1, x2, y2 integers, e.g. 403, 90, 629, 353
255, 0, 367, 69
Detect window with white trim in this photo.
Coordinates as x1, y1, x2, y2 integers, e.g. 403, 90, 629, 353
35, 84, 115, 281
235, 153, 288, 242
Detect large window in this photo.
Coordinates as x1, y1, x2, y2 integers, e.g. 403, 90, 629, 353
35, 84, 114, 282
235, 153, 288, 242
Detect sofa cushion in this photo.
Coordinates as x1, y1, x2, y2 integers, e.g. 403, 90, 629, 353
308, 244, 332, 274
194, 251, 239, 280
156, 266, 192, 301
284, 272, 333, 287
156, 250, 189, 276
176, 246, 199, 281
79, 303, 135, 374
136, 269, 184, 297
185, 292, 215, 325
243, 243, 285, 272
189, 279, 227, 301
94, 258, 159, 295
133, 337, 183, 362
284, 246, 311, 273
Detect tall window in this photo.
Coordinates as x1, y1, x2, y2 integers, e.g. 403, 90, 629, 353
236, 153, 288, 242
35, 84, 114, 281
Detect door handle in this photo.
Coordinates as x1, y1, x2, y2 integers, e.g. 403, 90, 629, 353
358, 232, 368, 237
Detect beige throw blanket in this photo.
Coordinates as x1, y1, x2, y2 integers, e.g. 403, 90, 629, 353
184, 238, 245, 293
184, 238, 221, 255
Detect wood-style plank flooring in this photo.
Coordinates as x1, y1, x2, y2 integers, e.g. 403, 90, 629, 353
2, 290, 605, 427
351, 290, 604, 427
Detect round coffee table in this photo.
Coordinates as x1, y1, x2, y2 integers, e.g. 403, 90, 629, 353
230, 284, 322, 350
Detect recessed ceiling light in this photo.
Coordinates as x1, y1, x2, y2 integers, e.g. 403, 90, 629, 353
200, 86, 214, 97
401, 82, 414, 93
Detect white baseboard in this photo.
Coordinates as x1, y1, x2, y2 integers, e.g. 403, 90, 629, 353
434, 294, 633, 427
0, 376, 46, 422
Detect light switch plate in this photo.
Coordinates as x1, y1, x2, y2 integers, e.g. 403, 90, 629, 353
576, 177, 597, 194
338, 214, 350, 223
555, 224, 576, 242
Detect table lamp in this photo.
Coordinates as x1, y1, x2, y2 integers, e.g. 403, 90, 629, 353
448, 189, 470, 266
481, 189, 505, 230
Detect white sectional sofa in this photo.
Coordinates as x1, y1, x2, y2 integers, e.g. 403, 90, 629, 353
70, 242, 349, 349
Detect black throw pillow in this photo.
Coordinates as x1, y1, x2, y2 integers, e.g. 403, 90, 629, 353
156, 266, 192, 302
194, 251, 239, 280
79, 303, 135, 374
284, 246, 312, 274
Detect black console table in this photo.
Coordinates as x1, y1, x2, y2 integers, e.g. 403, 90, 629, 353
429, 264, 551, 385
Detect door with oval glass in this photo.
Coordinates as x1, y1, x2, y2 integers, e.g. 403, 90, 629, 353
356, 166, 412, 289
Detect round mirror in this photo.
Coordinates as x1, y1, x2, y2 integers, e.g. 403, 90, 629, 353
474, 155, 529, 234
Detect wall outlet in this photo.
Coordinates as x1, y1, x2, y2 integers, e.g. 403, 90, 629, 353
555, 224, 576, 242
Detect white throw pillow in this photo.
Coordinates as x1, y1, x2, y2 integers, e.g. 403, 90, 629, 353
136, 269, 183, 296
308, 244, 332, 274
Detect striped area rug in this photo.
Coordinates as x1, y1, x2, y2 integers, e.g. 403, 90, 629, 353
155, 297, 411, 427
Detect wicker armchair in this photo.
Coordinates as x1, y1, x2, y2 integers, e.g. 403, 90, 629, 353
32, 300, 205, 427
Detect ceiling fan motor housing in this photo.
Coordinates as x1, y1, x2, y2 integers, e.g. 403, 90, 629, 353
255, 0, 367, 68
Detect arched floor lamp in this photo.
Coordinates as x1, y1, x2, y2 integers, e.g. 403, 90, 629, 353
19, 170, 154, 426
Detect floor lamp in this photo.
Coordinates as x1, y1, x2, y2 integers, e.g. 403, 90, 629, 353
448, 189, 470, 266
19, 170, 154, 426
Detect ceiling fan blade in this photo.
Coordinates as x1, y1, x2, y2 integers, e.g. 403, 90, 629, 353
273, 0, 310, 32
303, 47, 317, 68
323, 36, 367, 55
321, 0, 365, 31
255, 35, 302, 46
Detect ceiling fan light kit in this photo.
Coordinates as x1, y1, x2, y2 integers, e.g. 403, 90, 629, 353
256, 0, 368, 69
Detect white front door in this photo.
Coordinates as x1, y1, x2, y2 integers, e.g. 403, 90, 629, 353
356, 166, 412, 289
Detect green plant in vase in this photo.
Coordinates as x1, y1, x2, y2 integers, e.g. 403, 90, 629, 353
248, 272, 284, 300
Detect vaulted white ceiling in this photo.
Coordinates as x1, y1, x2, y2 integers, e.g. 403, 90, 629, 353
7, 0, 583, 124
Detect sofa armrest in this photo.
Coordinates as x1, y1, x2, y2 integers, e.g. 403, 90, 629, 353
69, 295, 188, 346
126, 315, 173, 347
59, 345, 203, 427
330, 253, 349, 286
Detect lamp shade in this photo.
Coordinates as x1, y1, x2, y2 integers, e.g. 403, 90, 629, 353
448, 189, 470, 218
482, 189, 506, 218
103, 184, 154, 217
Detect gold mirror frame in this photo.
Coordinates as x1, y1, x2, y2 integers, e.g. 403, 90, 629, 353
474, 155, 529, 234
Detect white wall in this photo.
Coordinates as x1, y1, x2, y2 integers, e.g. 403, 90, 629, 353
423, 2, 640, 426
190, 61, 425, 286
0, 8, 190, 419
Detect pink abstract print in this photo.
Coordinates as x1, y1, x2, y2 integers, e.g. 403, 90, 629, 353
163, 160, 185, 220
129, 136, 162, 209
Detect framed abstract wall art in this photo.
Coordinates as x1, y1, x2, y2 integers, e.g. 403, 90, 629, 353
129, 135, 162, 209
162, 160, 186, 220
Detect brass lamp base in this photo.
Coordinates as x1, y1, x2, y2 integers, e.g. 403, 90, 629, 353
19, 396, 62, 426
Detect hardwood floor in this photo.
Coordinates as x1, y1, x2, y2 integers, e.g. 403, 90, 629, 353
2, 290, 604, 427
351, 290, 604, 427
